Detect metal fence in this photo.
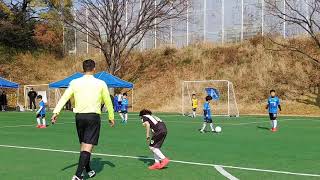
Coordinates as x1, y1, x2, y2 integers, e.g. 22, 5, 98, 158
63, 0, 311, 55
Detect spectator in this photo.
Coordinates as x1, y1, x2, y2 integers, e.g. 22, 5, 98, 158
113, 93, 119, 112
0, 91, 3, 111
66, 99, 72, 111
1, 91, 7, 111
28, 88, 37, 111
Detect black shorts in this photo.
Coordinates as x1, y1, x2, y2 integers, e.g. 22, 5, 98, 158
192, 108, 197, 112
120, 110, 128, 114
269, 113, 277, 120
36, 114, 45, 118
204, 117, 213, 123
150, 131, 167, 148
75, 113, 101, 145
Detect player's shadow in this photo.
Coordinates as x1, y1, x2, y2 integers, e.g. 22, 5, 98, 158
257, 126, 270, 131
138, 156, 154, 166
61, 157, 115, 176
137, 156, 168, 169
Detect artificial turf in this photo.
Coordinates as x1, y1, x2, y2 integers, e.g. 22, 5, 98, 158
0, 111, 319, 179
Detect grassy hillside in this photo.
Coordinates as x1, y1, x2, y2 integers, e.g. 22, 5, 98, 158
0, 37, 319, 115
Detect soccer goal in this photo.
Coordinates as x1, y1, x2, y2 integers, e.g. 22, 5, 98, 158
23, 84, 53, 110
181, 80, 239, 117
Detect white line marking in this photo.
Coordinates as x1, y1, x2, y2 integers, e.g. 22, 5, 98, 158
214, 165, 239, 180
1, 118, 319, 129
0, 144, 319, 177
0, 122, 75, 129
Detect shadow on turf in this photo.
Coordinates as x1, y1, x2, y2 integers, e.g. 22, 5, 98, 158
137, 156, 168, 169
257, 126, 270, 130
61, 158, 115, 175
138, 156, 154, 166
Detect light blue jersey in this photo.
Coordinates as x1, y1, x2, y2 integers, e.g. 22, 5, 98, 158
39, 101, 46, 115
268, 96, 280, 114
121, 99, 129, 111
203, 102, 211, 119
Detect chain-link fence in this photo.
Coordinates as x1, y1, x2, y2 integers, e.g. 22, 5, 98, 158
63, 0, 312, 55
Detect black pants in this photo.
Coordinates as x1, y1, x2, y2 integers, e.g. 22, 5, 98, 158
29, 98, 36, 109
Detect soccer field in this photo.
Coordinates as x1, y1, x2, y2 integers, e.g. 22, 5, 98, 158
0, 112, 319, 180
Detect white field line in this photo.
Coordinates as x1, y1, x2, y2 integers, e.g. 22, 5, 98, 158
1, 118, 319, 129
214, 165, 239, 180
0, 144, 319, 177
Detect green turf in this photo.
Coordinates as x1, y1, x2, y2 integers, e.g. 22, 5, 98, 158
0, 112, 319, 179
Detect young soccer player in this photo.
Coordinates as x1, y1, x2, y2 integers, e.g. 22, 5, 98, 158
113, 93, 119, 112
266, 90, 281, 132
140, 109, 170, 170
200, 96, 215, 133
119, 93, 129, 123
191, 94, 198, 118
36, 95, 46, 128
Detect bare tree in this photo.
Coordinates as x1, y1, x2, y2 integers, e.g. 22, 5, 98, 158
264, 0, 320, 65
63, 0, 188, 74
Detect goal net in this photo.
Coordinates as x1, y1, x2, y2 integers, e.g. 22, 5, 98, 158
181, 80, 239, 117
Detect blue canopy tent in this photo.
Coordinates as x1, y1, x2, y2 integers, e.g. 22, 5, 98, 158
49, 72, 84, 88
49, 72, 134, 110
94, 72, 133, 88
0, 77, 19, 89
0, 76, 20, 107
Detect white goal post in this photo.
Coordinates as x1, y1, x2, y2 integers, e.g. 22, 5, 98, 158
181, 80, 239, 117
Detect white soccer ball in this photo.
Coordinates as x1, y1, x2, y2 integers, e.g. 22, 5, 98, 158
215, 126, 222, 133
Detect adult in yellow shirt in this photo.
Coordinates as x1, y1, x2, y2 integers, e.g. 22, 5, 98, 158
51, 59, 115, 180
191, 93, 198, 118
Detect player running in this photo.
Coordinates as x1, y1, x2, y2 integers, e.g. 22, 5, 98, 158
191, 93, 198, 118
199, 96, 215, 133
266, 90, 281, 132
36, 95, 46, 128
139, 109, 170, 170
119, 93, 129, 124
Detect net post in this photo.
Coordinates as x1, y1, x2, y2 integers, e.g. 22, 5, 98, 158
181, 81, 184, 115
227, 81, 230, 117
231, 82, 240, 117
23, 85, 27, 110
132, 88, 134, 112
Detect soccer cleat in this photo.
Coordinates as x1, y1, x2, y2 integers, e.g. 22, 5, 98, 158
271, 128, 277, 132
36, 125, 42, 128
148, 163, 161, 170
160, 158, 170, 169
71, 175, 83, 180
40, 125, 46, 128
88, 170, 96, 178
199, 130, 205, 133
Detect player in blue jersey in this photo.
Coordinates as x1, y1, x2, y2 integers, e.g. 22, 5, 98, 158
266, 90, 281, 132
113, 93, 119, 112
119, 93, 129, 123
36, 95, 46, 128
199, 96, 215, 133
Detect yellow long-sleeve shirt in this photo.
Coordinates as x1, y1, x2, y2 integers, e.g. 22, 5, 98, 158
53, 75, 114, 120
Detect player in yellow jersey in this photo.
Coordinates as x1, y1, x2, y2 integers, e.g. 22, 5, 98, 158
191, 94, 198, 118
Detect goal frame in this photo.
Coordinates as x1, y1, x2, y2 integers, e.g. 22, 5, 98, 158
181, 80, 239, 117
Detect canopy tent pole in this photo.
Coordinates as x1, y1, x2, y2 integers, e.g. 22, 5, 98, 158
23, 85, 27, 109
132, 88, 134, 112
16, 88, 19, 106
